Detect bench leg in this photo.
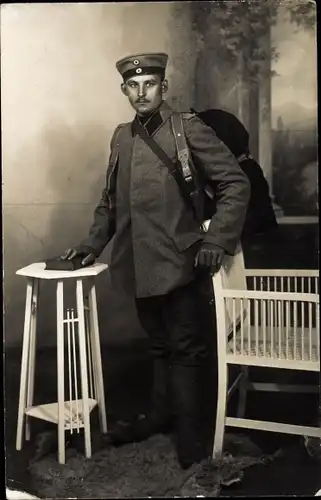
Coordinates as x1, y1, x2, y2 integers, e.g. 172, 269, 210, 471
76, 279, 92, 459
57, 280, 65, 465
16, 278, 34, 450
212, 363, 228, 459
88, 281, 107, 433
25, 279, 39, 441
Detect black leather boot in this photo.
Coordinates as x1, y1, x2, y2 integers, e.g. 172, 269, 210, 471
171, 364, 209, 469
108, 357, 173, 446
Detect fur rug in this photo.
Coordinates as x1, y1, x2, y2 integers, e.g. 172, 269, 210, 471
29, 431, 282, 498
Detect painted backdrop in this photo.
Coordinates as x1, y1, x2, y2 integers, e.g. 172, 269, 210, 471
2, 2, 197, 346
2, 1, 317, 347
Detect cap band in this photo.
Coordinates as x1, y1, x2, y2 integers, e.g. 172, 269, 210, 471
123, 66, 165, 81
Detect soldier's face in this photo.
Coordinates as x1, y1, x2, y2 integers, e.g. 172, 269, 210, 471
121, 74, 168, 116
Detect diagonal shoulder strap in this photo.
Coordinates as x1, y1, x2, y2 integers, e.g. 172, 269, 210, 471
135, 119, 199, 220
135, 119, 177, 174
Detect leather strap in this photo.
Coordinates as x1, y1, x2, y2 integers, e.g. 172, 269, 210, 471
170, 112, 193, 183
135, 118, 199, 222
170, 112, 210, 228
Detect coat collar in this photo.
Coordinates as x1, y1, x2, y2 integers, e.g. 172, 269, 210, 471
131, 100, 173, 137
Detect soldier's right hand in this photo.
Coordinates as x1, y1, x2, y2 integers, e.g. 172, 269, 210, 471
60, 246, 96, 266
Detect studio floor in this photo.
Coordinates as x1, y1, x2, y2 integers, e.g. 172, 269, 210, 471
5, 224, 320, 497
5, 340, 321, 498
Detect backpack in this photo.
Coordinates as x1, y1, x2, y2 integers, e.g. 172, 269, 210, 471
170, 109, 278, 238
111, 109, 278, 238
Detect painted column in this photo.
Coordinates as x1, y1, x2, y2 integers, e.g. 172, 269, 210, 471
258, 23, 283, 216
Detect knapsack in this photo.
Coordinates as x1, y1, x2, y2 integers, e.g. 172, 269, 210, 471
110, 108, 278, 238
170, 109, 278, 238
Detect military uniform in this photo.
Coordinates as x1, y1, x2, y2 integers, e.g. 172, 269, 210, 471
81, 103, 250, 298
79, 53, 251, 467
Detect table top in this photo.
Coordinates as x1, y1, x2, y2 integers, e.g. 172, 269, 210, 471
16, 262, 108, 280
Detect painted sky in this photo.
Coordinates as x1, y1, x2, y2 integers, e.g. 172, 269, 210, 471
271, 5, 317, 118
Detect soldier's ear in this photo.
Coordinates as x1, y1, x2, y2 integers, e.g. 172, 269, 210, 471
161, 79, 168, 94
121, 83, 128, 96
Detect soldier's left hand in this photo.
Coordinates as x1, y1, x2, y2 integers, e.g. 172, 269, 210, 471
195, 243, 225, 275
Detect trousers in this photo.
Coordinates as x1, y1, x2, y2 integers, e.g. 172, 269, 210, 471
135, 271, 218, 466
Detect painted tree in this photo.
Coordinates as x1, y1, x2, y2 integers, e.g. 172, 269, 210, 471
191, 1, 279, 114
191, 0, 316, 203
190, 0, 316, 121
286, 0, 316, 31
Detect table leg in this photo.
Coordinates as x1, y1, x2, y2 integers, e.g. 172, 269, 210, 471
88, 280, 107, 433
16, 278, 33, 450
57, 280, 65, 464
76, 279, 91, 459
84, 296, 94, 400
25, 278, 39, 441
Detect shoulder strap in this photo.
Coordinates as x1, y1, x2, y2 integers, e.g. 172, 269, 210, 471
134, 118, 200, 222
171, 112, 215, 203
109, 124, 125, 166
170, 112, 193, 182
111, 123, 125, 145
106, 124, 125, 214
135, 119, 177, 175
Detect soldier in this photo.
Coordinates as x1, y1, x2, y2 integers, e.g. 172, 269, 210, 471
61, 53, 251, 470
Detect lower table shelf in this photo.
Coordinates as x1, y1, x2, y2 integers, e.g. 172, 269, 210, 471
25, 399, 98, 430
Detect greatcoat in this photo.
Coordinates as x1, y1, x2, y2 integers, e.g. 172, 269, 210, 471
80, 101, 251, 298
